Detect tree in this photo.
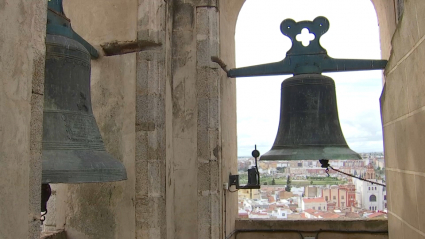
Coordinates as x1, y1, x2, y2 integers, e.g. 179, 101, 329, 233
271, 178, 276, 185
285, 175, 292, 192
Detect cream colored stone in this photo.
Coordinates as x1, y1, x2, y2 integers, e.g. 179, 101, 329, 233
63, 0, 137, 44
394, 119, 412, 171
371, 0, 396, 61
236, 219, 388, 239
219, 1, 244, 238
0, 0, 46, 238
237, 232, 302, 239
404, 41, 425, 112
137, 0, 166, 44
388, 213, 404, 239
390, 0, 420, 67
382, 123, 396, 169
415, 175, 425, 234
381, 63, 409, 124
387, 171, 418, 229
405, 111, 425, 173
416, 0, 425, 38
174, 169, 198, 238
387, 171, 401, 226
403, 223, 423, 239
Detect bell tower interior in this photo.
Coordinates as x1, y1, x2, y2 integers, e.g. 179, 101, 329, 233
0, 0, 425, 239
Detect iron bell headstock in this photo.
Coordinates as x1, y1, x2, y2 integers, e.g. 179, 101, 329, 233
280, 16, 329, 56
227, 16, 387, 77
47, 0, 99, 59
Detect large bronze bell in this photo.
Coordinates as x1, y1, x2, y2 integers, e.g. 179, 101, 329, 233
260, 74, 361, 161
41, 0, 127, 183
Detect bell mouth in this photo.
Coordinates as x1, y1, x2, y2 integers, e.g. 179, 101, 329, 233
260, 145, 361, 161
42, 150, 127, 184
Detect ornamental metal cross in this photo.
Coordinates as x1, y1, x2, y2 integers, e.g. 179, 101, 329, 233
227, 16, 387, 77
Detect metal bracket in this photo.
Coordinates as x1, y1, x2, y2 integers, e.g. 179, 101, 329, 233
228, 146, 261, 190
228, 16, 387, 77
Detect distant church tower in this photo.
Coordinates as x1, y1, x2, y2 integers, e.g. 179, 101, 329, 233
365, 163, 375, 180
353, 163, 386, 211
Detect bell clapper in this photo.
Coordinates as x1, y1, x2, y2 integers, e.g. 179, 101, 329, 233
41, 184, 52, 223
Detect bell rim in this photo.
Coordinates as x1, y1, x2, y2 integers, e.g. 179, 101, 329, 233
260, 146, 361, 161
42, 150, 128, 184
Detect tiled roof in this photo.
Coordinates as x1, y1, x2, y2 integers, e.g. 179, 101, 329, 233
368, 212, 386, 218
304, 208, 317, 214
320, 213, 341, 219
303, 198, 326, 203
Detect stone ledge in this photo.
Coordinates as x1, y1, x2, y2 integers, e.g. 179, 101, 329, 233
235, 219, 388, 232
232, 219, 388, 239
41, 230, 67, 239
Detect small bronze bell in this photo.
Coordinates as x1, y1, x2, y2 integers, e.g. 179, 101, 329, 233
41, 0, 127, 183
260, 74, 361, 161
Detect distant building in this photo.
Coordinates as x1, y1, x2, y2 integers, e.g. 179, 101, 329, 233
322, 184, 355, 209
301, 198, 327, 211
270, 208, 291, 219
304, 186, 322, 198
238, 188, 260, 200
353, 163, 386, 211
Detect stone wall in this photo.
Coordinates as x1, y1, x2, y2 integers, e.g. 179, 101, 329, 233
0, 1, 46, 239
381, 0, 425, 238
234, 219, 388, 239
219, 1, 245, 238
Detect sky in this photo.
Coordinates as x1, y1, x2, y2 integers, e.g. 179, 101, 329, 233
235, 0, 384, 157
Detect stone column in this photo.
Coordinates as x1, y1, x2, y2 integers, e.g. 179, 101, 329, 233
135, 0, 167, 238
196, 6, 221, 238
171, 1, 223, 238
0, 1, 47, 239
219, 1, 245, 238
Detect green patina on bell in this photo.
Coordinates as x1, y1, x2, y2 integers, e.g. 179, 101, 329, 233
260, 74, 361, 160
42, 0, 127, 183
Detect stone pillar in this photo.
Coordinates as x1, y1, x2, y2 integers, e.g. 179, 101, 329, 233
219, 1, 245, 238
380, 0, 425, 238
170, 1, 224, 238
135, 0, 167, 238
0, 1, 47, 239
196, 6, 221, 239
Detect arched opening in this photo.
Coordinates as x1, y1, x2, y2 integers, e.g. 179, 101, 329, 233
233, 0, 385, 219
370, 194, 377, 202
236, 0, 383, 156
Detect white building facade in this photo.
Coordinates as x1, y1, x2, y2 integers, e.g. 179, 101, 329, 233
353, 163, 386, 211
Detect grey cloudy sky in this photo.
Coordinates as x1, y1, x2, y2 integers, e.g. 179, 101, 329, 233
235, 0, 384, 157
